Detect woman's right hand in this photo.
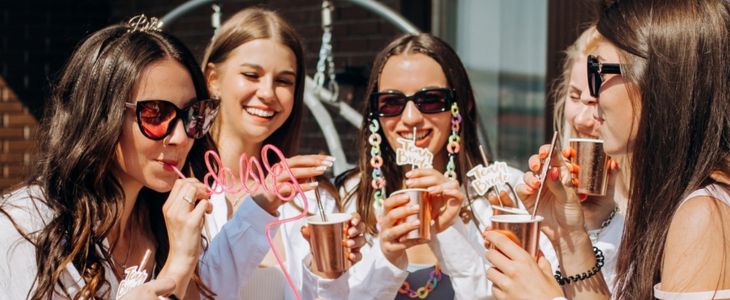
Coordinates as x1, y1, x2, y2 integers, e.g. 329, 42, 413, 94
158, 178, 212, 298
516, 144, 585, 242
378, 192, 423, 269
251, 155, 334, 215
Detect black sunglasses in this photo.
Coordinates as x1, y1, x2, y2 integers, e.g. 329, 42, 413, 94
587, 54, 622, 97
370, 88, 455, 118
125, 99, 220, 141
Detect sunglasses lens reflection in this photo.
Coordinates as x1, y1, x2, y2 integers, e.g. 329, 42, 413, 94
138, 101, 177, 139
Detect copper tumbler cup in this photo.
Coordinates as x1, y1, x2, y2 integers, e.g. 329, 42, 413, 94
489, 214, 543, 258
307, 213, 352, 274
569, 138, 609, 196
391, 188, 432, 242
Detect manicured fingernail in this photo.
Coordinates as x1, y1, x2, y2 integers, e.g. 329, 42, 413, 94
325, 156, 336, 161
405, 171, 413, 177
410, 204, 420, 210
411, 220, 420, 226
579, 193, 588, 201
309, 181, 319, 186
321, 160, 334, 167
317, 165, 329, 171
347, 240, 355, 247
428, 186, 438, 193
405, 179, 414, 186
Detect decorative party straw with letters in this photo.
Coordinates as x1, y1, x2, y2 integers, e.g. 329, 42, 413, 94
170, 144, 308, 300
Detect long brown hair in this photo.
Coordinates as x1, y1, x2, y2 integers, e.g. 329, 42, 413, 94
0, 24, 216, 299
338, 34, 484, 235
596, 0, 730, 298
201, 7, 305, 163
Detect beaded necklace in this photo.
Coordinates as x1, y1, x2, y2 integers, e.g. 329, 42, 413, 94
398, 264, 443, 299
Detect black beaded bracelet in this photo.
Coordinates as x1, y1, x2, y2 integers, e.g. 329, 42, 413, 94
554, 246, 605, 286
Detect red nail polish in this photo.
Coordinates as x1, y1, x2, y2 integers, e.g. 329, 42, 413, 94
579, 193, 588, 202
549, 168, 560, 180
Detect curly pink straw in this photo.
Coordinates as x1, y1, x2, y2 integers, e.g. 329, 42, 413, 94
171, 144, 308, 300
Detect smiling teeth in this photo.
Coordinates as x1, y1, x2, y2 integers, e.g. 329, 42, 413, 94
246, 107, 274, 118
402, 131, 429, 140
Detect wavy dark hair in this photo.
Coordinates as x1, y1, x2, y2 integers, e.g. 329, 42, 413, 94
595, 0, 730, 298
0, 24, 217, 299
338, 33, 485, 235
201, 7, 305, 163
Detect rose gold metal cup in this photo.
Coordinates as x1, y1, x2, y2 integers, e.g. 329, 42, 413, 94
489, 214, 543, 258
307, 213, 352, 274
569, 138, 609, 196
391, 188, 432, 242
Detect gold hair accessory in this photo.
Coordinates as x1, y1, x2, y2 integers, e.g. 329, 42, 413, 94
127, 14, 163, 33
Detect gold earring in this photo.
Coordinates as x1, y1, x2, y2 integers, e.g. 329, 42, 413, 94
162, 135, 171, 146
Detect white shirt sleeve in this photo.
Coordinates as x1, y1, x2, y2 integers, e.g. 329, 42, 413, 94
198, 195, 279, 299
428, 219, 491, 300
346, 237, 409, 299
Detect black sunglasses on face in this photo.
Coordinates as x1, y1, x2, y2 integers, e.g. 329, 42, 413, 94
370, 88, 455, 118
125, 99, 220, 141
587, 54, 622, 97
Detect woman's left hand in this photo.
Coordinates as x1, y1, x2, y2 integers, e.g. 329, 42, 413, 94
484, 231, 563, 300
404, 168, 464, 232
301, 212, 366, 278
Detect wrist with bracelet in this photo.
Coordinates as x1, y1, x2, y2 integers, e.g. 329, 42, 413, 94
554, 246, 604, 285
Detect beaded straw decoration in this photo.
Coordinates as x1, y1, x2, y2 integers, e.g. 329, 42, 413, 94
369, 118, 387, 211
445, 102, 462, 180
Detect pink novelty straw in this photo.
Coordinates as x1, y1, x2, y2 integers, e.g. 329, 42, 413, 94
169, 164, 186, 180
173, 145, 308, 300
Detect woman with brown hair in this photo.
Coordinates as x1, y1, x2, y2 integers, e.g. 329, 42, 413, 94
336, 33, 497, 299
200, 8, 366, 299
485, 0, 730, 299
0, 18, 221, 299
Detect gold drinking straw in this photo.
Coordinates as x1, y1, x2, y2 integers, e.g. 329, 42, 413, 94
312, 178, 327, 222
531, 131, 559, 219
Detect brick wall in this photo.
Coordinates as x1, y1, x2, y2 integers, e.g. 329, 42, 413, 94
0, 77, 38, 191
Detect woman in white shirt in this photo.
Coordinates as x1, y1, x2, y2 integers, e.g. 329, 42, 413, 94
200, 8, 366, 299
484, 0, 730, 299
0, 19, 222, 299
336, 33, 494, 299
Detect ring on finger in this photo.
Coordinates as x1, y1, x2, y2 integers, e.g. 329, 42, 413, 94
182, 195, 194, 205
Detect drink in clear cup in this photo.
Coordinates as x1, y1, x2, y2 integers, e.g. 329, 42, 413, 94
569, 138, 609, 196
391, 188, 432, 242
307, 213, 352, 274
489, 214, 543, 258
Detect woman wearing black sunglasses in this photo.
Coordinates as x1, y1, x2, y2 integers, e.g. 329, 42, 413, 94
334, 33, 525, 299
485, 0, 730, 299
0, 16, 267, 299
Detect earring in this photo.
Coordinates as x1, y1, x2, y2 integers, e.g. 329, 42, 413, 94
445, 102, 461, 180
368, 118, 386, 212
162, 135, 171, 147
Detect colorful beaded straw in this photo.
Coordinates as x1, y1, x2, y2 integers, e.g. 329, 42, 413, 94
444, 102, 462, 180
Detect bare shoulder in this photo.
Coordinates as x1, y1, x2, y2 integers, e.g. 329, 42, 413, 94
662, 195, 730, 291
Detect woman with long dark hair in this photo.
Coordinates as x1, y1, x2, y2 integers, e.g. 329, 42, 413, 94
336, 33, 506, 299
485, 0, 730, 299
0, 18, 224, 299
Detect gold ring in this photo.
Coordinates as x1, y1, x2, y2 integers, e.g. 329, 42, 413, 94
182, 195, 194, 205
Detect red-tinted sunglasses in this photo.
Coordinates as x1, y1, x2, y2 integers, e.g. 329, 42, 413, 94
370, 88, 455, 118
587, 54, 622, 97
125, 99, 220, 141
